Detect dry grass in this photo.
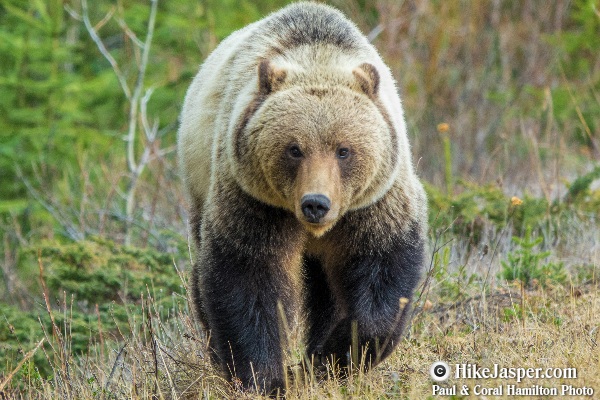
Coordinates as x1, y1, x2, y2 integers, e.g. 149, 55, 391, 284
396, 285, 600, 399
2, 227, 598, 399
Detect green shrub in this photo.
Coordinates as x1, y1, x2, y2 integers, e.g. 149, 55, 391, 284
499, 226, 567, 288
565, 165, 600, 203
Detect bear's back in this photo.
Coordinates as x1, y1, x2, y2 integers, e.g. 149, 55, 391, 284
214, 2, 374, 93
258, 3, 364, 52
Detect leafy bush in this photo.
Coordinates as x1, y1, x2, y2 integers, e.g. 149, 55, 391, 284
426, 181, 509, 241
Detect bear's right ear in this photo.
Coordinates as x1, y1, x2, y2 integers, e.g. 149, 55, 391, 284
258, 59, 287, 95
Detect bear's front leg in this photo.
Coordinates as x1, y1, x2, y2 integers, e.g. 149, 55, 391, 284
194, 185, 305, 395
314, 199, 425, 373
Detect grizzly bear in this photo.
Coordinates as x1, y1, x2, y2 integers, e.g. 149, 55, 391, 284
178, 1, 427, 395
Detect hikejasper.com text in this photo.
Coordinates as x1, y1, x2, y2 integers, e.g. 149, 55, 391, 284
454, 363, 577, 383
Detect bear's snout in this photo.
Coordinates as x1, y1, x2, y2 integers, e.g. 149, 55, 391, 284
300, 194, 331, 223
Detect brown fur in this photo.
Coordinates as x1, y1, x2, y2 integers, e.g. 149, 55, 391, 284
177, 2, 427, 395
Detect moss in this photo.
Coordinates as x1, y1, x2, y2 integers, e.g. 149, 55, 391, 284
2, 238, 186, 378
21, 236, 184, 305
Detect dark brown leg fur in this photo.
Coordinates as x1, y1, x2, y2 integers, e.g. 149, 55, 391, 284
306, 193, 424, 374
193, 181, 305, 395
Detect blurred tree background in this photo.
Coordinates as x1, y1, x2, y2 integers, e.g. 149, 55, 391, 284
0, 0, 599, 388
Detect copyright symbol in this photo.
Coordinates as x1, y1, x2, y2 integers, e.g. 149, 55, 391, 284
430, 361, 450, 382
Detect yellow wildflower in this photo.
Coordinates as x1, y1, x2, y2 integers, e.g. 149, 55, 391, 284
511, 196, 523, 206
437, 122, 449, 133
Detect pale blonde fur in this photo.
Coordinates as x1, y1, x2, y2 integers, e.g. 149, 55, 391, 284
178, 2, 425, 236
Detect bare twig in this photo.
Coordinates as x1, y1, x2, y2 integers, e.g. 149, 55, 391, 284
18, 166, 83, 241
102, 344, 128, 399
412, 212, 457, 319
94, 6, 116, 31
141, 88, 159, 142
124, 0, 159, 245
81, 0, 131, 100
38, 252, 72, 397
125, 0, 158, 175
116, 17, 145, 48
481, 208, 518, 293
146, 296, 160, 399
64, 4, 82, 21
367, 24, 384, 42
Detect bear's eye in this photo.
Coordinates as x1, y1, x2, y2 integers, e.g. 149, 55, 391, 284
288, 145, 303, 159
337, 147, 350, 159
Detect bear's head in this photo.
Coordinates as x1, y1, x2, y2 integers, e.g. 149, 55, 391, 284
233, 60, 400, 237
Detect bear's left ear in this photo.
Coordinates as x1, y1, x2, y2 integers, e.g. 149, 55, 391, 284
353, 63, 380, 98
258, 59, 287, 95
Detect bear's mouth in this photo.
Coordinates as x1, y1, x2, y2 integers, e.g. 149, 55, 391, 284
295, 212, 338, 237
297, 212, 335, 227
304, 215, 325, 224
304, 219, 329, 226
300, 220, 335, 237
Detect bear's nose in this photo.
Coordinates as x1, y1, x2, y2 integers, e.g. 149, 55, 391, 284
301, 194, 331, 223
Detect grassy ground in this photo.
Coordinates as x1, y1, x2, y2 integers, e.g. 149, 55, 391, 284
1, 208, 598, 399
